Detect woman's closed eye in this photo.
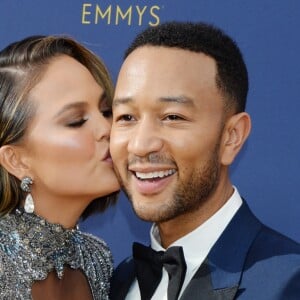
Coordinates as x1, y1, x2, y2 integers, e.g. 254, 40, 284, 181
67, 117, 88, 128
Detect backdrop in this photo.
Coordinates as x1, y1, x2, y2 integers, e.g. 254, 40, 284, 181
0, 0, 299, 266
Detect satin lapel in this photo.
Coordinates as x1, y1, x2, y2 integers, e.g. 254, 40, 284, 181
180, 258, 239, 300
181, 202, 262, 300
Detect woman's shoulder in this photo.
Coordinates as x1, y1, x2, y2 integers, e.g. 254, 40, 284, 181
0, 217, 25, 298
78, 231, 112, 256
0, 213, 20, 256
0, 212, 18, 230
80, 231, 110, 251
75, 231, 113, 298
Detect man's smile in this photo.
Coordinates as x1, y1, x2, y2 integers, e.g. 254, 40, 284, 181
135, 169, 176, 180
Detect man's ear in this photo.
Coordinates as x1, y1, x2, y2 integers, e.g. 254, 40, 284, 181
220, 112, 251, 166
0, 145, 31, 180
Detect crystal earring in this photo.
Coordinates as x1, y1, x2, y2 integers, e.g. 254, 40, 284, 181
20, 176, 34, 213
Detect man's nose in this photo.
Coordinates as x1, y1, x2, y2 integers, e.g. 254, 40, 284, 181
127, 120, 163, 157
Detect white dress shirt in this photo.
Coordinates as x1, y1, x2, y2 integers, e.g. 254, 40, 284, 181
126, 187, 243, 300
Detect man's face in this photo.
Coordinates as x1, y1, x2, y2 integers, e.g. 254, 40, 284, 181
111, 46, 226, 223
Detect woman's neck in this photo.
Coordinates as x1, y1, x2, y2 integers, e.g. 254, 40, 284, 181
24, 194, 92, 229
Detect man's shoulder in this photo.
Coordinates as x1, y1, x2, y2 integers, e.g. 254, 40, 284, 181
236, 201, 300, 264
215, 200, 299, 293
237, 224, 300, 298
233, 200, 299, 257
247, 223, 300, 263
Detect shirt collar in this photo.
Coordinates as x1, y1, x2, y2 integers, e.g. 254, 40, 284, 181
150, 186, 243, 270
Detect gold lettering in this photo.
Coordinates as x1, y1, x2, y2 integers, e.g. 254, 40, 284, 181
82, 3, 92, 24
95, 4, 112, 24
81, 4, 162, 26
149, 5, 160, 26
136, 6, 147, 26
116, 5, 132, 25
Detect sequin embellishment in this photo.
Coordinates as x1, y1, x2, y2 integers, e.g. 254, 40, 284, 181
0, 209, 112, 299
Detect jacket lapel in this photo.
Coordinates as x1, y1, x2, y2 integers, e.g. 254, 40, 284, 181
181, 202, 262, 300
180, 258, 239, 300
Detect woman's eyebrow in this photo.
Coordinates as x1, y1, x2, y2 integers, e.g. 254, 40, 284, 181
54, 102, 87, 119
54, 91, 107, 118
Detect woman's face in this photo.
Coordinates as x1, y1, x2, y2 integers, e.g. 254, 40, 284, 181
22, 55, 119, 206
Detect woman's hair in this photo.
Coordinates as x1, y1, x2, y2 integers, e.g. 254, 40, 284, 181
0, 35, 117, 218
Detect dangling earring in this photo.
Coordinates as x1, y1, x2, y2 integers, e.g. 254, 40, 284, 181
20, 176, 34, 213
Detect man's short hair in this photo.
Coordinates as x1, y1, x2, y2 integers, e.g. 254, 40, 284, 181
125, 21, 248, 113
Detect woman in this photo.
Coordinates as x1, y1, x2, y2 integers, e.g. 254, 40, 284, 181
0, 35, 120, 299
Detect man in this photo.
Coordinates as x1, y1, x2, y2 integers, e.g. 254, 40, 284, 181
110, 22, 300, 299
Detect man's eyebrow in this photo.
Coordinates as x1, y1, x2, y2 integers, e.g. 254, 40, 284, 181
113, 96, 195, 107
113, 97, 133, 107
159, 96, 195, 106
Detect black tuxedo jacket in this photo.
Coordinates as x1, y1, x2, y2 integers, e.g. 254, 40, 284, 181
111, 202, 300, 299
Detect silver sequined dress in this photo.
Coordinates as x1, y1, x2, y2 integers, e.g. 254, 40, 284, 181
0, 208, 113, 299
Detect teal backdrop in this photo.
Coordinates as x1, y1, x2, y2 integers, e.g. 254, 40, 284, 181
0, 0, 299, 265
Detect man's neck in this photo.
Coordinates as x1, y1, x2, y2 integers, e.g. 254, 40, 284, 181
157, 178, 234, 248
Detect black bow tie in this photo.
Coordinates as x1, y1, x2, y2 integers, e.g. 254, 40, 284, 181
132, 242, 187, 300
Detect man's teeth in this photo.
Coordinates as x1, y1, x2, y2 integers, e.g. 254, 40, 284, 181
135, 169, 175, 180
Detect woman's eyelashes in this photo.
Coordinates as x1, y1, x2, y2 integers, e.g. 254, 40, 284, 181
64, 99, 112, 128
65, 110, 112, 128
66, 117, 88, 128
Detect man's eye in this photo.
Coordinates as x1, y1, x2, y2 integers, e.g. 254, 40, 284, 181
165, 114, 183, 121
116, 114, 134, 122
67, 118, 87, 127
